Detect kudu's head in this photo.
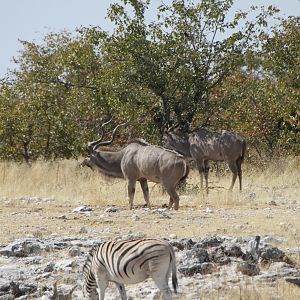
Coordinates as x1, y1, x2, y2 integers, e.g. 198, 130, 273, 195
81, 120, 129, 170
162, 125, 191, 157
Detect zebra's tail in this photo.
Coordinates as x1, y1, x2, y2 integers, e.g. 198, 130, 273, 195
170, 246, 178, 293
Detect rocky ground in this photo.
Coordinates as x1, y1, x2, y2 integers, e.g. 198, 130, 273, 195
0, 198, 300, 300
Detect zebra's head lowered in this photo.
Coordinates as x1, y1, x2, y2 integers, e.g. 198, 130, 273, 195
82, 247, 98, 299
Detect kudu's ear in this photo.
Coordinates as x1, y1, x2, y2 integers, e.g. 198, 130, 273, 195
163, 128, 169, 135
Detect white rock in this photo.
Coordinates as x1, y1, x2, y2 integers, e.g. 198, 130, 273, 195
132, 214, 140, 221
104, 207, 119, 213
206, 207, 213, 213
72, 206, 93, 213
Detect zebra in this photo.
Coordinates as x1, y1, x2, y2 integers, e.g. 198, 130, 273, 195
82, 238, 178, 300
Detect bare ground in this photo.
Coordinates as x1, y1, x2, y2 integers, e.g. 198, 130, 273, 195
0, 158, 299, 299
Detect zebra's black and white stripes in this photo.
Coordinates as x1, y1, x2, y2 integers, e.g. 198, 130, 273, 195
82, 238, 178, 300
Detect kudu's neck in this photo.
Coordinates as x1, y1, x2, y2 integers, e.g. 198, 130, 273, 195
90, 149, 125, 178
173, 137, 191, 158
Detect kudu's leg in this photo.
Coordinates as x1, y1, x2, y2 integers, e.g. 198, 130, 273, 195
139, 178, 151, 209
196, 160, 204, 189
165, 186, 180, 210
168, 197, 174, 209
236, 158, 243, 191
203, 160, 209, 194
228, 161, 238, 190
127, 179, 137, 210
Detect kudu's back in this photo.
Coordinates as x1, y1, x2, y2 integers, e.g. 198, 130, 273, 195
190, 128, 245, 162
121, 142, 188, 185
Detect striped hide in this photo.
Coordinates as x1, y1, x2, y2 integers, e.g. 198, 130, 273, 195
82, 238, 178, 300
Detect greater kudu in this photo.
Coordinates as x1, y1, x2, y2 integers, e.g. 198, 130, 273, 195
163, 127, 246, 192
82, 122, 189, 210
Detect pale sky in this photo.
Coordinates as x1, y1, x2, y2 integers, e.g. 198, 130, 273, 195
1, 0, 299, 77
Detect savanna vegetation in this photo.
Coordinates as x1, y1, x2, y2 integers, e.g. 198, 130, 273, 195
0, 0, 299, 164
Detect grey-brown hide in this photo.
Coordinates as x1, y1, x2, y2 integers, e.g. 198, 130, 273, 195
121, 140, 189, 210
83, 123, 189, 210
163, 127, 246, 191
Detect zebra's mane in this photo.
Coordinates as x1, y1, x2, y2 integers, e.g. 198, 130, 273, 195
83, 244, 102, 267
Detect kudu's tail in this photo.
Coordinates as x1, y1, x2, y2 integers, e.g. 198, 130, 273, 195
240, 140, 247, 163
180, 163, 190, 183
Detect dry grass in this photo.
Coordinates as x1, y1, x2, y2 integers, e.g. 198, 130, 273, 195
0, 157, 299, 299
0, 156, 298, 207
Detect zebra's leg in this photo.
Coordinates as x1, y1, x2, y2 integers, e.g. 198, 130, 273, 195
93, 272, 108, 300
139, 178, 151, 209
151, 264, 173, 300
228, 160, 238, 190
115, 282, 127, 300
127, 179, 137, 210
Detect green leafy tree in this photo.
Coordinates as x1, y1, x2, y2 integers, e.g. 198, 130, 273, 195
104, 0, 278, 133
0, 30, 114, 161
1, 0, 299, 161
214, 16, 300, 157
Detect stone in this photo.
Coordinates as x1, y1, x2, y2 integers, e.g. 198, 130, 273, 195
44, 262, 55, 273
169, 234, 177, 239
0, 238, 44, 257
205, 207, 213, 213
196, 236, 223, 248
208, 247, 231, 265
72, 206, 93, 213
0, 279, 10, 292
260, 245, 285, 261
222, 241, 243, 257
121, 232, 146, 240
68, 247, 82, 257
178, 262, 214, 276
184, 248, 209, 263
236, 262, 260, 276
0, 295, 14, 300
132, 214, 140, 221
178, 238, 196, 250
262, 236, 284, 245
79, 227, 88, 234
104, 207, 119, 213
54, 259, 76, 271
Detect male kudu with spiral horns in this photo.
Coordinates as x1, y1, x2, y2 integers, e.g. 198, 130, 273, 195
82, 120, 189, 210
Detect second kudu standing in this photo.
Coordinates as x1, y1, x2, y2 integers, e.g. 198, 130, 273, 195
82, 121, 189, 210
163, 127, 246, 192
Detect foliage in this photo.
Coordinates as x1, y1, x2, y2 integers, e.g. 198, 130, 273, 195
215, 16, 300, 158
0, 0, 299, 162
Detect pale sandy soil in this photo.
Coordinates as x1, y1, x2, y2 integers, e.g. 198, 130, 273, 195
0, 158, 299, 299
